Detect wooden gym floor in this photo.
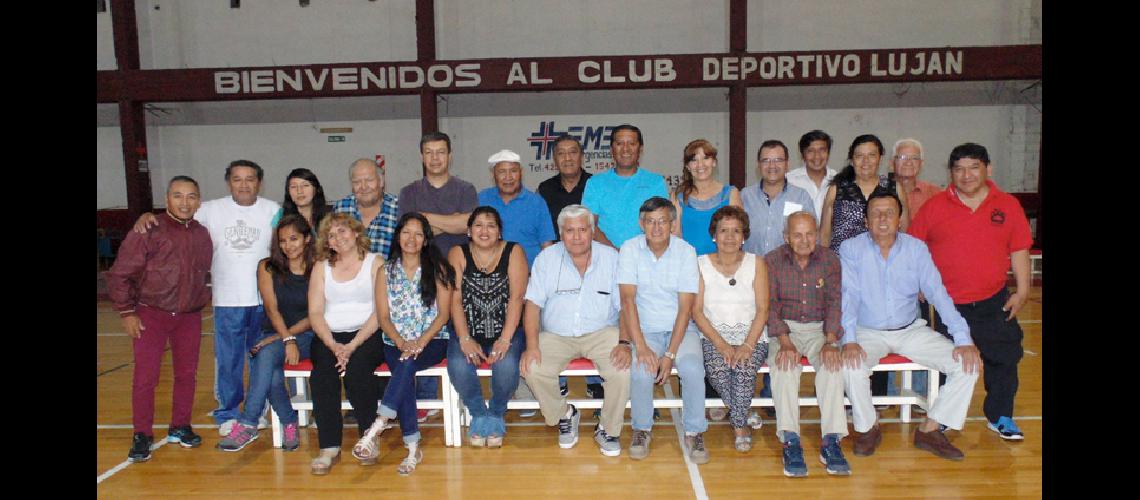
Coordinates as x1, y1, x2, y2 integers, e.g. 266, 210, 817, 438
96, 286, 1042, 498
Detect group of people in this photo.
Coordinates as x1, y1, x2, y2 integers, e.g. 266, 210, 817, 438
107, 124, 1032, 478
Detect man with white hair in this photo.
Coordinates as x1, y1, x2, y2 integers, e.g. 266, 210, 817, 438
891, 138, 941, 218
477, 149, 557, 267
520, 205, 632, 457
333, 158, 400, 258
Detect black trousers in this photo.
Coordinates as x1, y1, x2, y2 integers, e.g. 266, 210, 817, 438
310, 330, 387, 448
941, 288, 1024, 422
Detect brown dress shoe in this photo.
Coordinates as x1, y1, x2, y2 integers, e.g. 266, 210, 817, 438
852, 425, 882, 456
913, 428, 965, 461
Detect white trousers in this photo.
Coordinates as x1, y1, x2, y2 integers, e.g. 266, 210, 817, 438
842, 320, 978, 432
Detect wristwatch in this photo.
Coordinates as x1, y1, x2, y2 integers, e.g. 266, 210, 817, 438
663, 351, 676, 360
825, 341, 840, 349
618, 339, 633, 348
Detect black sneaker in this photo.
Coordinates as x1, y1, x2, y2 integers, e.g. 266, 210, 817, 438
128, 433, 154, 462
559, 382, 569, 397
586, 383, 605, 399
167, 425, 203, 448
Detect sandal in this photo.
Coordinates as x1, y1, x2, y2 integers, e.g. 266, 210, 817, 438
486, 435, 503, 448
310, 447, 341, 475
734, 428, 752, 453
397, 445, 424, 476
468, 416, 486, 447
352, 417, 388, 464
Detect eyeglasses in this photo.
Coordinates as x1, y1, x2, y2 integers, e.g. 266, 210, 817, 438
641, 217, 671, 227
758, 158, 787, 165
894, 155, 923, 163
852, 153, 880, 162
554, 253, 582, 295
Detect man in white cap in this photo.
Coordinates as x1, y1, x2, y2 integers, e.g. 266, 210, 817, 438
477, 149, 557, 267
477, 149, 559, 417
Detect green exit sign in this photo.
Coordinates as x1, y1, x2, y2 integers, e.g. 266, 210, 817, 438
328, 135, 346, 143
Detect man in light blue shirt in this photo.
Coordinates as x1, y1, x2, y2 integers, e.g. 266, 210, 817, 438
740, 139, 816, 417
581, 124, 669, 248
520, 205, 632, 457
477, 149, 557, 268
618, 196, 708, 463
741, 140, 817, 256
839, 189, 981, 461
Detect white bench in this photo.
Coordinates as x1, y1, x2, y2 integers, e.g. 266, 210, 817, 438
269, 359, 456, 447
447, 354, 938, 447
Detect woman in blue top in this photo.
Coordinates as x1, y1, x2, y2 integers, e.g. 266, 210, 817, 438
671, 139, 742, 255
218, 214, 316, 452
354, 212, 455, 476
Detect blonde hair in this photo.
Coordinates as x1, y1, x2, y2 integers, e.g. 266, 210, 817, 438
315, 213, 370, 265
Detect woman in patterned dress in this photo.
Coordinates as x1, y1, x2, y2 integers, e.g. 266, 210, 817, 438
354, 212, 456, 475
691, 206, 770, 452
820, 134, 910, 250
446, 206, 529, 447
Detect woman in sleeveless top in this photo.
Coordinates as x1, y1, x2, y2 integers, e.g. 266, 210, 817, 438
691, 206, 770, 452
355, 212, 456, 476
671, 139, 743, 255
445, 206, 529, 448
820, 134, 910, 251
306, 213, 386, 475
218, 215, 316, 452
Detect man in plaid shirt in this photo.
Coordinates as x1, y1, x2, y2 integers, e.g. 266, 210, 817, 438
764, 211, 849, 477
333, 158, 399, 258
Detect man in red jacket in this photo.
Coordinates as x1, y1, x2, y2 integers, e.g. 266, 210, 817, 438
107, 176, 214, 462
908, 143, 1032, 442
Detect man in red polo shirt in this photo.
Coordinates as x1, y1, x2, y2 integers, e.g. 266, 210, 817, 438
908, 143, 1032, 442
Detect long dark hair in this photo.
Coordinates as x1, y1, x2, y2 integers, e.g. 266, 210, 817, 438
265, 214, 316, 283
282, 168, 330, 226
387, 212, 456, 308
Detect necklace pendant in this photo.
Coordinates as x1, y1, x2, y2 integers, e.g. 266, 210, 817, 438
728, 278, 737, 286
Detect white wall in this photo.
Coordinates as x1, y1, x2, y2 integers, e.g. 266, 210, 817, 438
98, 127, 128, 208
748, 0, 1041, 51
97, 7, 116, 70
437, 0, 727, 59
136, 0, 417, 69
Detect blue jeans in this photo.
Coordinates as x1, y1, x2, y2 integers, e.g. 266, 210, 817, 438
237, 330, 313, 427
631, 329, 707, 434
447, 334, 523, 437
212, 305, 264, 424
379, 339, 447, 444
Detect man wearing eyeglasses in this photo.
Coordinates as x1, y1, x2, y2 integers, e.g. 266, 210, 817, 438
742, 140, 817, 257
619, 196, 708, 463
520, 205, 632, 457
891, 138, 940, 217
740, 140, 817, 415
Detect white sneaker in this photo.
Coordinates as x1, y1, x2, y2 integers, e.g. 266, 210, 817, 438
219, 418, 237, 437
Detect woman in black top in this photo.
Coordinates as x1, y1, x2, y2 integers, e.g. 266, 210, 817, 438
218, 214, 316, 452
446, 206, 529, 448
